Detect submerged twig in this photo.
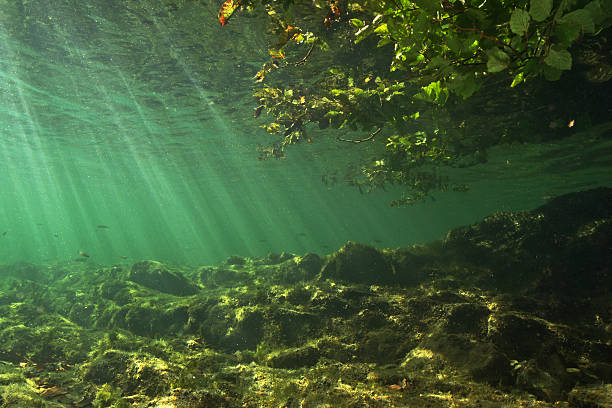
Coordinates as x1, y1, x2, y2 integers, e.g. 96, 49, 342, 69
337, 127, 382, 143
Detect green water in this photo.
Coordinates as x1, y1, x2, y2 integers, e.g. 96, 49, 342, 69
1, 1, 611, 267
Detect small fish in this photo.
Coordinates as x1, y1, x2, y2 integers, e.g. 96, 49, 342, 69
373, 239, 383, 244
296, 232, 307, 237
53, 233, 59, 238
96, 225, 109, 229
78, 251, 90, 258
73, 258, 88, 262
119, 256, 128, 259
1, 231, 6, 236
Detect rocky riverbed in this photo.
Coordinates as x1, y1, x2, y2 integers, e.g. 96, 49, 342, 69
0, 188, 610, 407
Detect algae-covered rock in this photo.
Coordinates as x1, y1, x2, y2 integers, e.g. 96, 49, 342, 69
418, 334, 513, 385
486, 311, 557, 360
84, 349, 130, 384
568, 384, 612, 408
319, 242, 396, 285
222, 306, 265, 351
224, 255, 246, 266
438, 302, 490, 335
261, 252, 294, 265
123, 355, 172, 397
443, 187, 612, 294
274, 253, 323, 284
296, 253, 323, 276
272, 308, 320, 346
153, 389, 236, 408
96, 280, 135, 305
199, 266, 252, 287
266, 345, 321, 368
85, 350, 172, 398
128, 261, 198, 296
0, 262, 46, 282
516, 359, 564, 402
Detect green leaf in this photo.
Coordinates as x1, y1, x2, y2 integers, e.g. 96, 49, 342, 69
543, 64, 562, 80
530, 0, 553, 22
413, 12, 430, 38
561, 9, 595, 33
511, 72, 525, 87
386, 19, 405, 39
487, 49, 510, 73
450, 74, 479, 98
425, 56, 446, 70
510, 9, 530, 35
377, 37, 393, 47
552, 21, 580, 46
350, 18, 365, 28
374, 23, 389, 34
413, 0, 440, 14
415, 81, 449, 104
446, 35, 463, 54
584, 1, 608, 28
545, 48, 572, 71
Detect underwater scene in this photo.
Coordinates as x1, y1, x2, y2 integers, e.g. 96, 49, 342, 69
0, 0, 612, 407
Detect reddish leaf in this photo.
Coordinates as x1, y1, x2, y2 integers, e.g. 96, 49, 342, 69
269, 26, 300, 59
330, 2, 341, 15
269, 47, 286, 59
218, 0, 240, 26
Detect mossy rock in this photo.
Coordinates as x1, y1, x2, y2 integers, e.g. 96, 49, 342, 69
128, 261, 199, 296
199, 267, 252, 287
0, 324, 36, 362
83, 349, 130, 385
123, 305, 164, 337
419, 333, 513, 385
232, 306, 265, 350
224, 255, 246, 266
155, 389, 236, 408
123, 355, 172, 397
273, 308, 320, 346
262, 252, 294, 265
568, 384, 612, 408
0, 262, 46, 282
96, 280, 135, 305
266, 345, 321, 369
0, 383, 47, 408
274, 253, 323, 284
319, 242, 396, 285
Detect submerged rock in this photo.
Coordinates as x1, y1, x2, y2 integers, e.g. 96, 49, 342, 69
199, 266, 252, 287
274, 253, 323, 284
128, 261, 199, 296
266, 345, 321, 369
224, 255, 246, 266
0, 262, 46, 282
0, 188, 609, 407
319, 242, 396, 285
443, 187, 612, 294
568, 384, 612, 408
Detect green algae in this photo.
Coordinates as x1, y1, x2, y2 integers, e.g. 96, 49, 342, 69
0, 188, 609, 407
